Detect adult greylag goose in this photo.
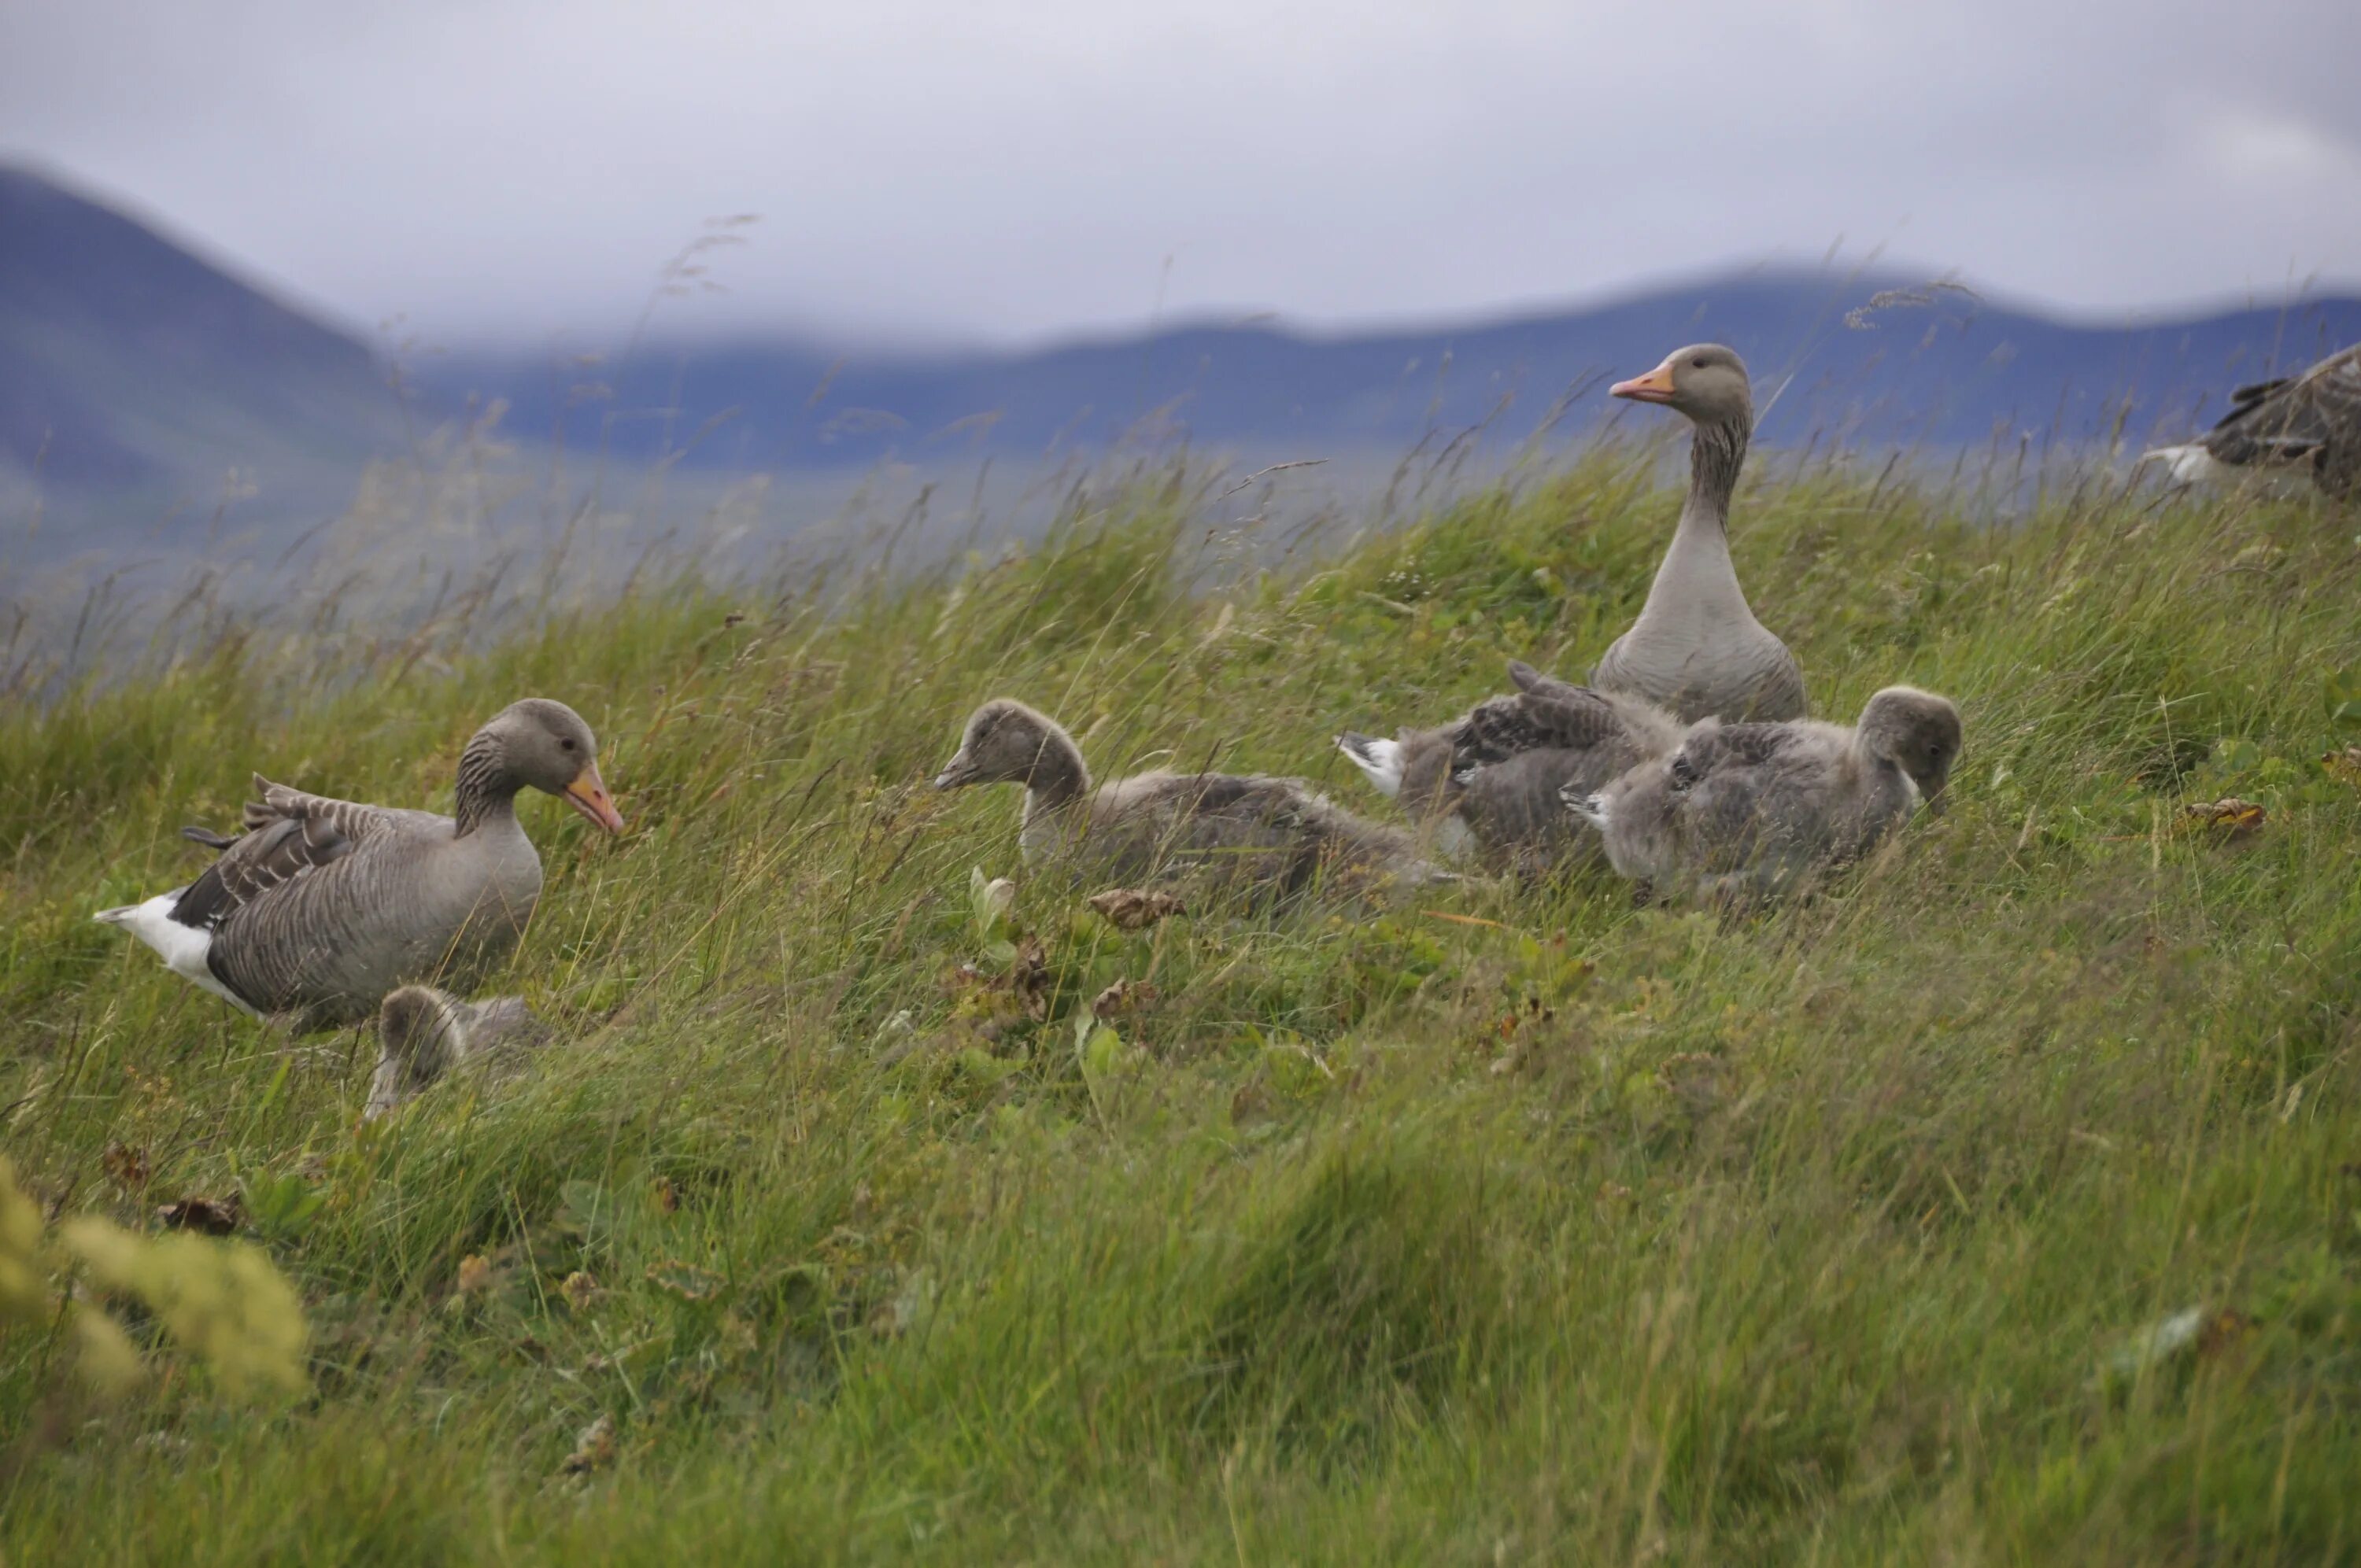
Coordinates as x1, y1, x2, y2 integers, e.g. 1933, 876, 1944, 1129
1566, 686, 1960, 901
933, 698, 1448, 897
1337, 660, 1683, 870
94, 699, 623, 1030
2141, 342, 2361, 499
364, 985, 552, 1120
1592, 345, 1806, 723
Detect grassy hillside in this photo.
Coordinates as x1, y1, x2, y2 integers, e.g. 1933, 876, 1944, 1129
4, 450, 2361, 1563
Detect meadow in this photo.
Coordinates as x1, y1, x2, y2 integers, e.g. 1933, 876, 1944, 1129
4, 443, 2360, 1564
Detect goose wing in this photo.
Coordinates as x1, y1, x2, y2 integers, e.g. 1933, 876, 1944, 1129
1504, 659, 1588, 701
1173, 774, 1328, 839
168, 775, 401, 932
244, 776, 403, 845
1166, 774, 1416, 862
1667, 723, 1798, 793
1454, 681, 1626, 772
2204, 345, 2361, 464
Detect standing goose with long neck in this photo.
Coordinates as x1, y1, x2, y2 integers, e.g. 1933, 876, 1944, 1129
1591, 345, 1806, 724
94, 699, 625, 1031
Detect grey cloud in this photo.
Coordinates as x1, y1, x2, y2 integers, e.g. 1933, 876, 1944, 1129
1, 0, 2355, 348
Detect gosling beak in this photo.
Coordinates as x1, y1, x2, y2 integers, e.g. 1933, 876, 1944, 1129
1609, 363, 1679, 404
932, 758, 977, 790
1920, 786, 1948, 818
563, 763, 626, 833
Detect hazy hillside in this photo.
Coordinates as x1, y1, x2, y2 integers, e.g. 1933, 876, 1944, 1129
6, 458, 2360, 1562
425, 276, 2361, 471
0, 166, 405, 494
9, 160, 2360, 574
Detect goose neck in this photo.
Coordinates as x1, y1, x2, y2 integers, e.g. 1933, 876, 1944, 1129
1022, 731, 1092, 815
453, 732, 523, 839
1681, 416, 1750, 534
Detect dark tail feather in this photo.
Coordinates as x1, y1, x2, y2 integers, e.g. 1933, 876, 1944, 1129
181, 825, 240, 853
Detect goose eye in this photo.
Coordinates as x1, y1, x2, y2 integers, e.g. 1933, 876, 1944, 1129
1691, 357, 1707, 368
560, 738, 577, 752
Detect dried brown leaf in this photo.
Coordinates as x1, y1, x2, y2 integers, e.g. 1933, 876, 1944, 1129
561, 1412, 617, 1475
2197, 1308, 2256, 1358
154, 1195, 242, 1235
1007, 935, 1051, 1021
2178, 798, 2267, 836
102, 1142, 150, 1192
1088, 888, 1186, 932
1091, 978, 1159, 1020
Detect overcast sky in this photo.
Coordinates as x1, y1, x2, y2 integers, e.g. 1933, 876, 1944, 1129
4, 0, 2358, 350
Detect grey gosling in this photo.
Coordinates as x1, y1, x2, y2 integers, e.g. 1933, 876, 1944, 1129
1592, 344, 1807, 723
934, 698, 1449, 897
1337, 660, 1683, 870
1568, 686, 1961, 901
364, 985, 552, 1120
95, 699, 624, 1030
2142, 342, 2361, 500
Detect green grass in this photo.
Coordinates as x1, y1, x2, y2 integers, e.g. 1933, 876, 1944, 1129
6, 451, 2361, 1563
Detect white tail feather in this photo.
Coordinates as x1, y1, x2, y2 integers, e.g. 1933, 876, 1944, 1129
1562, 788, 1610, 832
92, 891, 258, 1016
1336, 733, 1404, 799
2138, 445, 2228, 487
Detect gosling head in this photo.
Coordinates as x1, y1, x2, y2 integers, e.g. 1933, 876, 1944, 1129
932, 699, 1066, 791
1611, 343, 1753, 430
1855, 687, 1963, 814
365, 985, 471, 1119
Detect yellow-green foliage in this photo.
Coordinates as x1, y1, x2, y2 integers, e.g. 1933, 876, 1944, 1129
0, 1158, 307, 1400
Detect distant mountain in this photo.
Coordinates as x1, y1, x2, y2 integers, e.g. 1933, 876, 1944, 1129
0, 165, 403, 496
6, 159, 2359, 530
424, 277, 2361, 472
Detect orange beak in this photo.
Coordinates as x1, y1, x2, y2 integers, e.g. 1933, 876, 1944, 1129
1610, 363, 1679, 404
563, 763, 626, 834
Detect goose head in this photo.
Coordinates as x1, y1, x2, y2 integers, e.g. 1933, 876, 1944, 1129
933, 699, 1066, 791
476, 699, 625, 832
1855, 687, 1962, 814
1612, 344, 1752, 429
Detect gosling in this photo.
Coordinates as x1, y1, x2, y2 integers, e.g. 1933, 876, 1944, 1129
1339, 660, 1684, 872
1567, 686, 1961, 902
933, 699, 1450, 898
364, 985, 551, 1120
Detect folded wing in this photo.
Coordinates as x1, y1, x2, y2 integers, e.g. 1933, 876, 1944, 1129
168, 775, 397, 934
